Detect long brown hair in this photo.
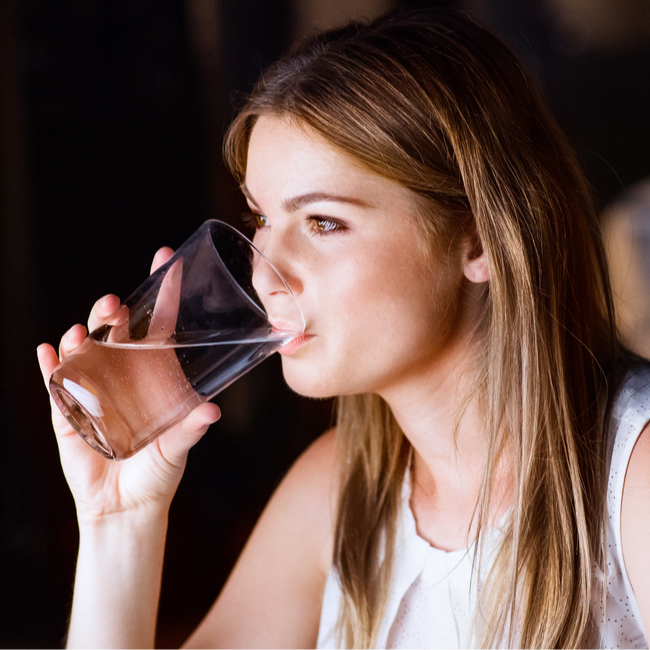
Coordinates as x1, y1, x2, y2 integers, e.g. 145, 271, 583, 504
224, 10, 621, 647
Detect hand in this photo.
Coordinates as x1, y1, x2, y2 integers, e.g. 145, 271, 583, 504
37, 247, 221, 525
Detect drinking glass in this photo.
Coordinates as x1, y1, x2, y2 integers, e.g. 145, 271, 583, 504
49, 220, 304, 460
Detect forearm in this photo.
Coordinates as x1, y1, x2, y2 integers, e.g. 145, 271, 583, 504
67, 510, 169, 649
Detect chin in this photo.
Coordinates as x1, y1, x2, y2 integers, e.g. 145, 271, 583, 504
283, 376, 338, 399
281, 361, 374, 400
280, 362, 341, 399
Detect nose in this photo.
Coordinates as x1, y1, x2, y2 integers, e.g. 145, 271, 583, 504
252, 228, 303, 296
251, 230, 304, 332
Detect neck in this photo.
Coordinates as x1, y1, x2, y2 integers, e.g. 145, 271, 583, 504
378, 335, 512, 551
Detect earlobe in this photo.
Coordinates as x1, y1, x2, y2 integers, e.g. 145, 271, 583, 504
462, 235, 490, 284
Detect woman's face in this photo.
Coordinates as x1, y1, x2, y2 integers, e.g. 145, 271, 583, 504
245, 116, 482, 400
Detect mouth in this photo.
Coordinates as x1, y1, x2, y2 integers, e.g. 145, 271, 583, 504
278, 333, 313, 355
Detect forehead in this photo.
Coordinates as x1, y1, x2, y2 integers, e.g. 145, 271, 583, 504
246, 116, 364, 180
245, 116, 420, 209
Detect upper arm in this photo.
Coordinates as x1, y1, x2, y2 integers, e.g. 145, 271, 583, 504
183, 428, 339, 649
621, 421, 650, 632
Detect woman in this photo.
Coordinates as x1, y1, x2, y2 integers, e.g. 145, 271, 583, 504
37, 9, 650, 648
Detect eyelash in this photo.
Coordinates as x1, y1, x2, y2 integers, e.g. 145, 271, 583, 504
241, 212, 346, 236
241, 212, 269, 232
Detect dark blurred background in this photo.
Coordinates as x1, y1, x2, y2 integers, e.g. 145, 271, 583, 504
1, 0, 649, 646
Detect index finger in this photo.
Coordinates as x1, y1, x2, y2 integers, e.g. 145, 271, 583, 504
151, 247, 175, 275
36, 343, 60, 388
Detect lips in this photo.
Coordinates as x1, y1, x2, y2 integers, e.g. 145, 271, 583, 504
278, 333, 313, 355
269, 317, 313, 355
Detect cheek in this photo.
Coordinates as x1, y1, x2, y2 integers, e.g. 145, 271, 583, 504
323, 257, 440, 356
366, 258, 464, 361
320, 246, 430, 322
279, 242, 465, 397
319, 265, 386, 336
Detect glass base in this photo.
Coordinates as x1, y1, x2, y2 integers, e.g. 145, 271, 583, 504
50, 382, 116, 459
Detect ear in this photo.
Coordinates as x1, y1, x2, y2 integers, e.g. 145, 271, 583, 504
462, 231, 490, 284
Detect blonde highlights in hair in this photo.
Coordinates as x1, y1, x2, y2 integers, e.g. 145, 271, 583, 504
224, 10, 620, 647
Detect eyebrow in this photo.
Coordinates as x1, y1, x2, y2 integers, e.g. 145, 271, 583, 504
240, 184, 372, 212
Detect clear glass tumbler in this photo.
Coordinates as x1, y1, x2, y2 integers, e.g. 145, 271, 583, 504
49, 220, 304, 460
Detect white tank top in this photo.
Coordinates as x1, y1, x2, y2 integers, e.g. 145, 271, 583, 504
317, 366, 650, 648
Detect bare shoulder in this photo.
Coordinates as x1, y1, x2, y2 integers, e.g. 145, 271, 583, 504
282, 426, 338, 499
184, 428, 339, 649
623, 420, 650, 487
257, 426, 339, 574
621, 420, 650, 631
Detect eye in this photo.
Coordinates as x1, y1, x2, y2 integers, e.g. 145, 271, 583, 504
241, 212, 269, 232
308, 216, 346, 235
